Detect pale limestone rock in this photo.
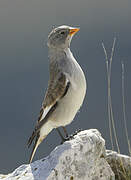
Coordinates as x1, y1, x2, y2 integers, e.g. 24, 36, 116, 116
0, 129, 115, 180
106, 150, 131, 180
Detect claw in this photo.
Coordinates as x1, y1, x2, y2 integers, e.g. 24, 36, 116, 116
73, 128, 83, 136
60, 135, 74, 144
60, 128, 83, 144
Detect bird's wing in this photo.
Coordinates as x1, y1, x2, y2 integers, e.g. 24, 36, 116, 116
27, 72, 70, 148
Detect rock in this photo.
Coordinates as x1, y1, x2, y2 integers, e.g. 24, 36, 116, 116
0, 129, 115, 180
106, 150, 131, 180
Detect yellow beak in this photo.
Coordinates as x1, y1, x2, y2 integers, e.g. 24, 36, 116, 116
69, 28, 80, 36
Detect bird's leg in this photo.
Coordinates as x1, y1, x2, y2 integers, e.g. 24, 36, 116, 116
56, 128, 65, 143
56, 128, 73, 144
62, 126, 68, 137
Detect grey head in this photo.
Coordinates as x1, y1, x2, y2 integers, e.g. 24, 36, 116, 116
47, 25, 80, 49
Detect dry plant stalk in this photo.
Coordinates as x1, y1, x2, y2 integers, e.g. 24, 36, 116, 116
102, 38, 131, 179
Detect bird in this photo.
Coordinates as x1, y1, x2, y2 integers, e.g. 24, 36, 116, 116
27, 25, 86, 163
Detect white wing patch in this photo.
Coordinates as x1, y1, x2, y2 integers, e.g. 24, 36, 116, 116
40, 106, 53, 121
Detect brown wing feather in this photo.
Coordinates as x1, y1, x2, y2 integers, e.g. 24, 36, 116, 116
43, 72, 67, 108
27, 72, 69, 148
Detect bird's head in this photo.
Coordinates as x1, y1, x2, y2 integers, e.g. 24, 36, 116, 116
47, 25, 80, 49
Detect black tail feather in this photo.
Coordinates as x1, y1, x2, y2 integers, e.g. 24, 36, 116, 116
27, 131, 36, 148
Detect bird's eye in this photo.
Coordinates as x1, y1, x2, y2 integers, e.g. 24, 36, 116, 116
60, 31, 65, 35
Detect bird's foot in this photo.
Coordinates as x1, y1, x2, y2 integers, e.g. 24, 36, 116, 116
60, 135, 74, 144
60, 129, 82, 144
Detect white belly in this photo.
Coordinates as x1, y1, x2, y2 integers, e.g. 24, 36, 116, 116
50, 67, 86, 127
56, 88, 86, 126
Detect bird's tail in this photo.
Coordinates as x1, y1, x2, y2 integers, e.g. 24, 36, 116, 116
28, 121, 53, 163
29, 134, 41, 163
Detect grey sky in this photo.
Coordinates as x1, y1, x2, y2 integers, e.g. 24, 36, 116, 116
0, 0, 131, 174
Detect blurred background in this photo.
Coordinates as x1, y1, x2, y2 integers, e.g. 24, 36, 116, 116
0, 0, 131, 174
